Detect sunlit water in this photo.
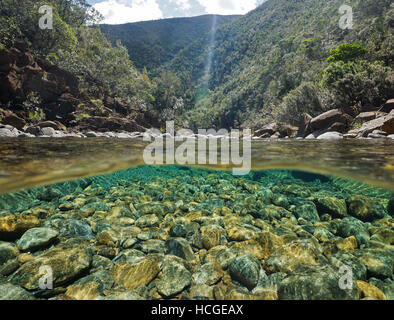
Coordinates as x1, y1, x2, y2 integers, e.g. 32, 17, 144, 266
0, 138, 393, 195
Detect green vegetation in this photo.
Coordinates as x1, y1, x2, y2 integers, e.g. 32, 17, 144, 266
102, 0, 392, 129
100, 15, 240, 75
1, 0, 393, 130
0, 0, 154, 114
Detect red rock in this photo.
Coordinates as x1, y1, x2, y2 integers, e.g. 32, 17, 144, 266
383, 99, 394, 113
1, 110, 26, 129
310, 109, 352, 132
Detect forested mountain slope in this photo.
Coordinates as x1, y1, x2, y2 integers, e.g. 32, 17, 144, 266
100, 14, 240, 74
102, 0, 393, 130
162, 0, 393, 130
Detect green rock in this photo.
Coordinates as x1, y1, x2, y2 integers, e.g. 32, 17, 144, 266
9, 247, 92, 290
166, 238, 195, 261
315, 197, 348, 218
135, 214, 159, 228
293, 201, 320, 222
192, 262, 223, 285
43, 219, 93, 240
278, 264, 358, 300
16, 227, 58, 252
337, 217, 370, 246
329, 251, 367, 281
346, 195, 386, 222
0, 283, 35, 300
156, 260, 191, 297
354, 248, 393, 279
0, 241, 19, 265
229, 254, 261, 290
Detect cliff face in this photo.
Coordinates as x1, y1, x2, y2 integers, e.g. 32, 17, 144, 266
0, 41, 79, 123
0, 41, 160, 133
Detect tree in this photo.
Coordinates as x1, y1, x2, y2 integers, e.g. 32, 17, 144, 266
327, 43, 368, 63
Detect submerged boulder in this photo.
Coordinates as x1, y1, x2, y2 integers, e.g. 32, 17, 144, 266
9, 247, 92, 290
278, 264, 359, 300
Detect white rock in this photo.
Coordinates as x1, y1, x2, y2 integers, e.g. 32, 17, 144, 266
316, 132, 343, 140
40, 127, 56, 136
0, 128, 16, 137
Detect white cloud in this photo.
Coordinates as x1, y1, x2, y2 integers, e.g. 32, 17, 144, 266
168, 0, 191, 10
94, 0, 163, 24
197, 0, 258, 15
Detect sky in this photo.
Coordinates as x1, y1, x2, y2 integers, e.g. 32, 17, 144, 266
87, 0, 265, 24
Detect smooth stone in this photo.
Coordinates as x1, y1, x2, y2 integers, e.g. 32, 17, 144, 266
229, 254, 261, 290
16, 227, 58, 251
316, 132, 343, 140
192, 262, 223, 285
0, 241, 19, 265
0, 215, 41, 240
135, 214, 159, 228
0, 283, 35, 300
9, 247, 92, 290
278, 264, 358, 300
43, 219, 94, 240
156, 260, 191, 298
337, 217, 370, 246
166, 238, 195, 261
346, 195, 386, 222
111, 255, 160, 290
354, 249, 393, 279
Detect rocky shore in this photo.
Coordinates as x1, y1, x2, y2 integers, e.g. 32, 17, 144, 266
1, 104, 394, 140
0, 168, 393, 300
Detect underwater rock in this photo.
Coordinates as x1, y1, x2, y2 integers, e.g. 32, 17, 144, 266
229, 254, 261, 290
188, 284, 214, 300
139, 239, 166, 254
265, 239, 327, 274
43, 219, 93, 240
192, 262, 223, 285
111, 255, 160, 291
0, 241, 19, 265
166, 238, 195, 261
292, 201, 320, 222
9, 247, 92, 290
346, 195, 386, 222
170, 224, 187, 238
354, 249, 393, 279
201, 225, 223, 250
0, 215, 40, 240
314, 196, 348, 218
257, 231, 284, 260
335, 236, 358, 252
74, 269, 114, 294
329, 251, 367, 281
0, 283, 35, 300
135, 214, 160, 228
112, 249, 145, 264
61, 281, 100, 300
357, 280, 387, 300
337, 217, 370, 246
227, 226, 258, 242
278, 264, 358, 300
368, 278, 394, 300
16, 227, 58, 252
156, 260, 191, 297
